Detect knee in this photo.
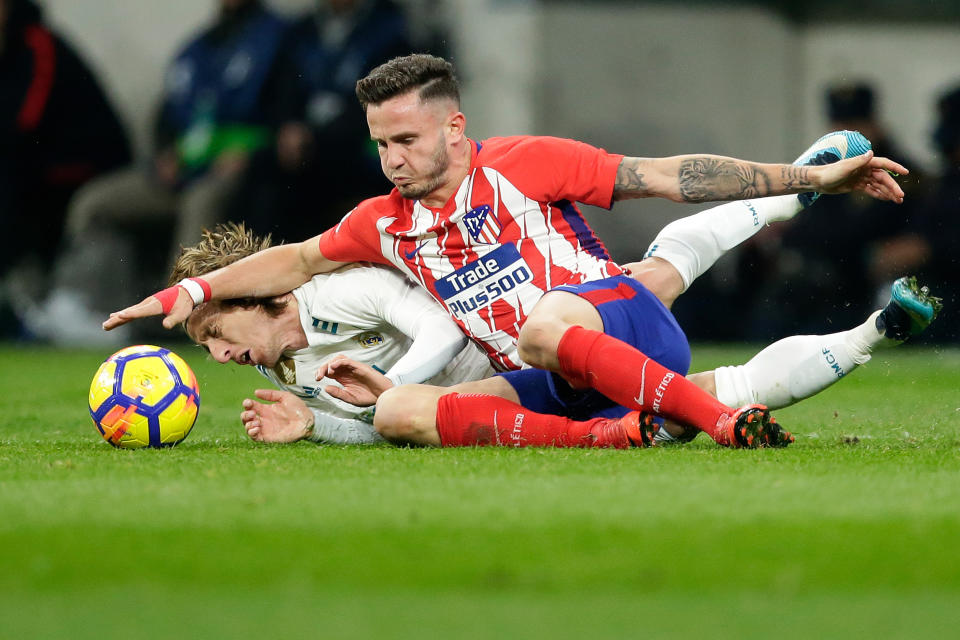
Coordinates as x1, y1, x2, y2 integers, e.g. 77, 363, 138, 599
623, 257, 684, 309
373, 386, 440, 445
372, 387, 411, 440
517, 314, 568, 369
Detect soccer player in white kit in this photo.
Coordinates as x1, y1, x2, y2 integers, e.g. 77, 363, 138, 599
173, 224, 493, 445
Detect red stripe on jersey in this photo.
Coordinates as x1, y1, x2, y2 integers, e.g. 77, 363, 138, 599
577, 282, 638, 306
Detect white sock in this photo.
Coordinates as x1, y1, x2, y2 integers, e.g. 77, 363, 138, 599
654, 427, 677, 443
644, 195, 801, 291
714, 311, 891, 410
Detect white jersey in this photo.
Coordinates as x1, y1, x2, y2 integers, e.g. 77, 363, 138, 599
254, 264, 494, 444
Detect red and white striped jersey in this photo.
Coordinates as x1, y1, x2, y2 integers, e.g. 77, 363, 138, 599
318, 135, 625, 370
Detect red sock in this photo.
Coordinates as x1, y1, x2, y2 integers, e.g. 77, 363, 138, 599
435, 393, 632, 448
556, 325, 733, 444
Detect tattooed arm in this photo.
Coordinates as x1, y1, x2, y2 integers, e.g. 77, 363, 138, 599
612, 152, 909, 204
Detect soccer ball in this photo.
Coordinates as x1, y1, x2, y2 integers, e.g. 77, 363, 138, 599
88, 345, 201, 448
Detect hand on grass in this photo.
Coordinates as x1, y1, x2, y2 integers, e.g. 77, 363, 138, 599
241, 388, 314, 443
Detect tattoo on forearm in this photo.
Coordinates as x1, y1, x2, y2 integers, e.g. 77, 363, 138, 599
780, 165, 813, 190
678, 157, 773, 202
613, 158, 648, 199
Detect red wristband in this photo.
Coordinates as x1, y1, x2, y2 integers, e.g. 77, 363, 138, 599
177, 277, 211, 305
154, 286, 183, 315
187, 277, 211, 302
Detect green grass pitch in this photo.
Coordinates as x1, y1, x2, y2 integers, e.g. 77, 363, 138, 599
1, 342, 959, 639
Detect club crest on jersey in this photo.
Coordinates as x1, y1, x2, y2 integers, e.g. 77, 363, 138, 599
463, 205, 501, 244
354, 331, 384, 348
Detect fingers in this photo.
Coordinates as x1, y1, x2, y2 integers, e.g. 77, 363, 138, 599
102, 297, 162, 330
869, 156, 909, 176
863, 156, 908, 203
241, 406, 262, 441
317, 354, 353, 380
831, 151, 872, 175
324, 384, 348, 400
850, 150, 873, 168
865, 167, 905, 203
254, 388, 286, 402
822, 153, 908, 203
102, 313, 130, 331
103, 288, 196, 331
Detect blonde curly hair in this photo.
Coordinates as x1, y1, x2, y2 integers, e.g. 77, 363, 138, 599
168, 222, 273, 286
170, 222, 290, 325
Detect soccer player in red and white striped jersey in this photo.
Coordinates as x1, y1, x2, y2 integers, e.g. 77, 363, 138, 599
106, 54, 908, 448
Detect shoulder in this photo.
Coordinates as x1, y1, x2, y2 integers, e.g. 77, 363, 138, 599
478, 135, 607, 167
344, 191, 408, 222
309, 264, 403, 300
327, 262, 398, 283
300, 265, 404, 326
358, 190, 405, 211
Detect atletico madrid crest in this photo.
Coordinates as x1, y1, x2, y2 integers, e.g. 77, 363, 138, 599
463, 205, 501, 244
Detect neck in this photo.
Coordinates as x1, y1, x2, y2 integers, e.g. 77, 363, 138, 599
419, 139, 473, 209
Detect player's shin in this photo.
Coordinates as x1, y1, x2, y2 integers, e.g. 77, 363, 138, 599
556, 326, 738, 444
713, 278, 941, 411
434, 393, 647, 448
714, 330, 867, 410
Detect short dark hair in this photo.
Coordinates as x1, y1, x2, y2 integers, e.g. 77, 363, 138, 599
355, 54, 460, 110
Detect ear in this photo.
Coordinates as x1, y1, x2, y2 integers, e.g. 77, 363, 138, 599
446, 111, 466, 142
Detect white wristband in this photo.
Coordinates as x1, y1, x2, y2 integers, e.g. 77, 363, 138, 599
177, 278, 208, 306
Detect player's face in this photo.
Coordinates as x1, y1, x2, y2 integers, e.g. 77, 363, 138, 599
367, 91, 456, 200
186, 301, 306, 369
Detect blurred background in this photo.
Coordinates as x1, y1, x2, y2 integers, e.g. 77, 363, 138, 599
2, 0, 958, 347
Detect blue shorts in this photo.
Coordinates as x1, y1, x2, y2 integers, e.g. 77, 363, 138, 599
499, 275, 690, 421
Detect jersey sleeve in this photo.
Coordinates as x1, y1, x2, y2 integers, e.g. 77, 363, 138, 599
484, 136, 624, 210
366, 269, 468, 385
305, 408, 385, 445
317, 202, 391, 265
